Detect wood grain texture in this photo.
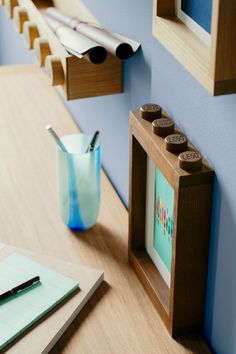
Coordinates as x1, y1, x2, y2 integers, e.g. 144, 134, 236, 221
156, 0, 175, 16
129, 250, 170, 327
4, 0, 18, 18
45, 55, 65, 86
130, 111, 213, 190
13, 6, 29, 33
129, 110, 214, 337
34, 38, 52, 67
0, 65, 211, 353
210, 0, 236, 87
153, 0, 236, 95
128, 135, 147, 251
14, 0, 123, 99
152, 6, 212, 93
171, 184, 213, 336
23, 21, 40, 49
66, 54, 122, 100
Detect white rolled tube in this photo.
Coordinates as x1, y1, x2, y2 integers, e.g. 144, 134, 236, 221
46, 7, 135, 59
44, 14, 107, 64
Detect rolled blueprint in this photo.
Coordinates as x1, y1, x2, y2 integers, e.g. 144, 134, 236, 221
44, 14, 107, 64
46, 7, 140, 60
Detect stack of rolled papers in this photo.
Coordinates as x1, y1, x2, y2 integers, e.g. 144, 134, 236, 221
44, 7, 140, 64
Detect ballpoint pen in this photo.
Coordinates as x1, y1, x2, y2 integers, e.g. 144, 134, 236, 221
45, 125, 67, 153
85, 131, 100, 153
0, 276, 40, 302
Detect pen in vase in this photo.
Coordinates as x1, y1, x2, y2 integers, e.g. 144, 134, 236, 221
85, 131, 100, 153
45, 125, 68, 153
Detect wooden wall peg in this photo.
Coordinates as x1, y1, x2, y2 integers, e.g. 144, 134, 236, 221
34, 38, 51, 67
23, 21, 40, 49
13, 6, 28, 33
45, 55, 65, 86
5, 0, 18, 18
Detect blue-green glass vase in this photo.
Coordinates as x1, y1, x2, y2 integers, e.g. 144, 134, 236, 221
57, 134, 100, 231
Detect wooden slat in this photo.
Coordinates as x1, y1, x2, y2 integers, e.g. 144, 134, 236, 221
155, 0, 175, 16
0, 65, 210, 353
210, 0, 236, 86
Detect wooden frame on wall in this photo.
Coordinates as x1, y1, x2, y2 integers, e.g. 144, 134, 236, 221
152, 0, 236, 95
129, 110, 214, 337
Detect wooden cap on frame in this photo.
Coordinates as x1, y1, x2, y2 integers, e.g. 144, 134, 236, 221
165, 134, 188, 153
140, 103, 162, 121
178, 151, 202, 171
152, 118, 174, 137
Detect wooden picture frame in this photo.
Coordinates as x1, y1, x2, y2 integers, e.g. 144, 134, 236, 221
152, 0, 236, 95
129, 110, 214, 337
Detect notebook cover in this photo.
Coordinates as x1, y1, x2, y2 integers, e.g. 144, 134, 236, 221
0, 244, 104, 354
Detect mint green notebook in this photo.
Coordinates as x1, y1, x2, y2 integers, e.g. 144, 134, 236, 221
0, 253, 79, 350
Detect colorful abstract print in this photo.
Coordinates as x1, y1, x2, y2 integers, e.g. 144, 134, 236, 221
156, 195, 174, 241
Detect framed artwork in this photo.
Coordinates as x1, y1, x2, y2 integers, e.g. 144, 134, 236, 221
129, 109, 214, 337
145, 158, 174, 288
153, 0, 236, 95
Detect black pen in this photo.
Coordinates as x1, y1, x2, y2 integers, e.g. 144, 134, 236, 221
85, 131, 100, 153
0, 276, 40, 302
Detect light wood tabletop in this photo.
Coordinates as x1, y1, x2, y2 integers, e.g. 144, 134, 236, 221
0, 65, 211, 354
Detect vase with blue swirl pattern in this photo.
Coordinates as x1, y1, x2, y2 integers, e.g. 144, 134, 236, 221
57, 134, 100, 231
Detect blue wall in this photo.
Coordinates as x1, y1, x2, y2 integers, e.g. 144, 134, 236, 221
1, 2, 236, 353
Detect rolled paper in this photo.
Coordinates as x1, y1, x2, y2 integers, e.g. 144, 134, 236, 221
43, 14, 107, 64
46, 7, 140, 60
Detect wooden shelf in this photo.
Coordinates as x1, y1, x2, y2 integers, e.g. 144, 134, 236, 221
153, 0, 236, 95
0, 64, 211, 353
2, 0, 122, 99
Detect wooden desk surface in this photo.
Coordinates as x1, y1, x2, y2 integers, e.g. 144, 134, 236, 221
0, 65, 211, 354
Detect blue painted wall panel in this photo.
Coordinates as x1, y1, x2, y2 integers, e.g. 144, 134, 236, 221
181, 0, 212, 33
1, 2, 236, 353
0, 16, 35, 64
